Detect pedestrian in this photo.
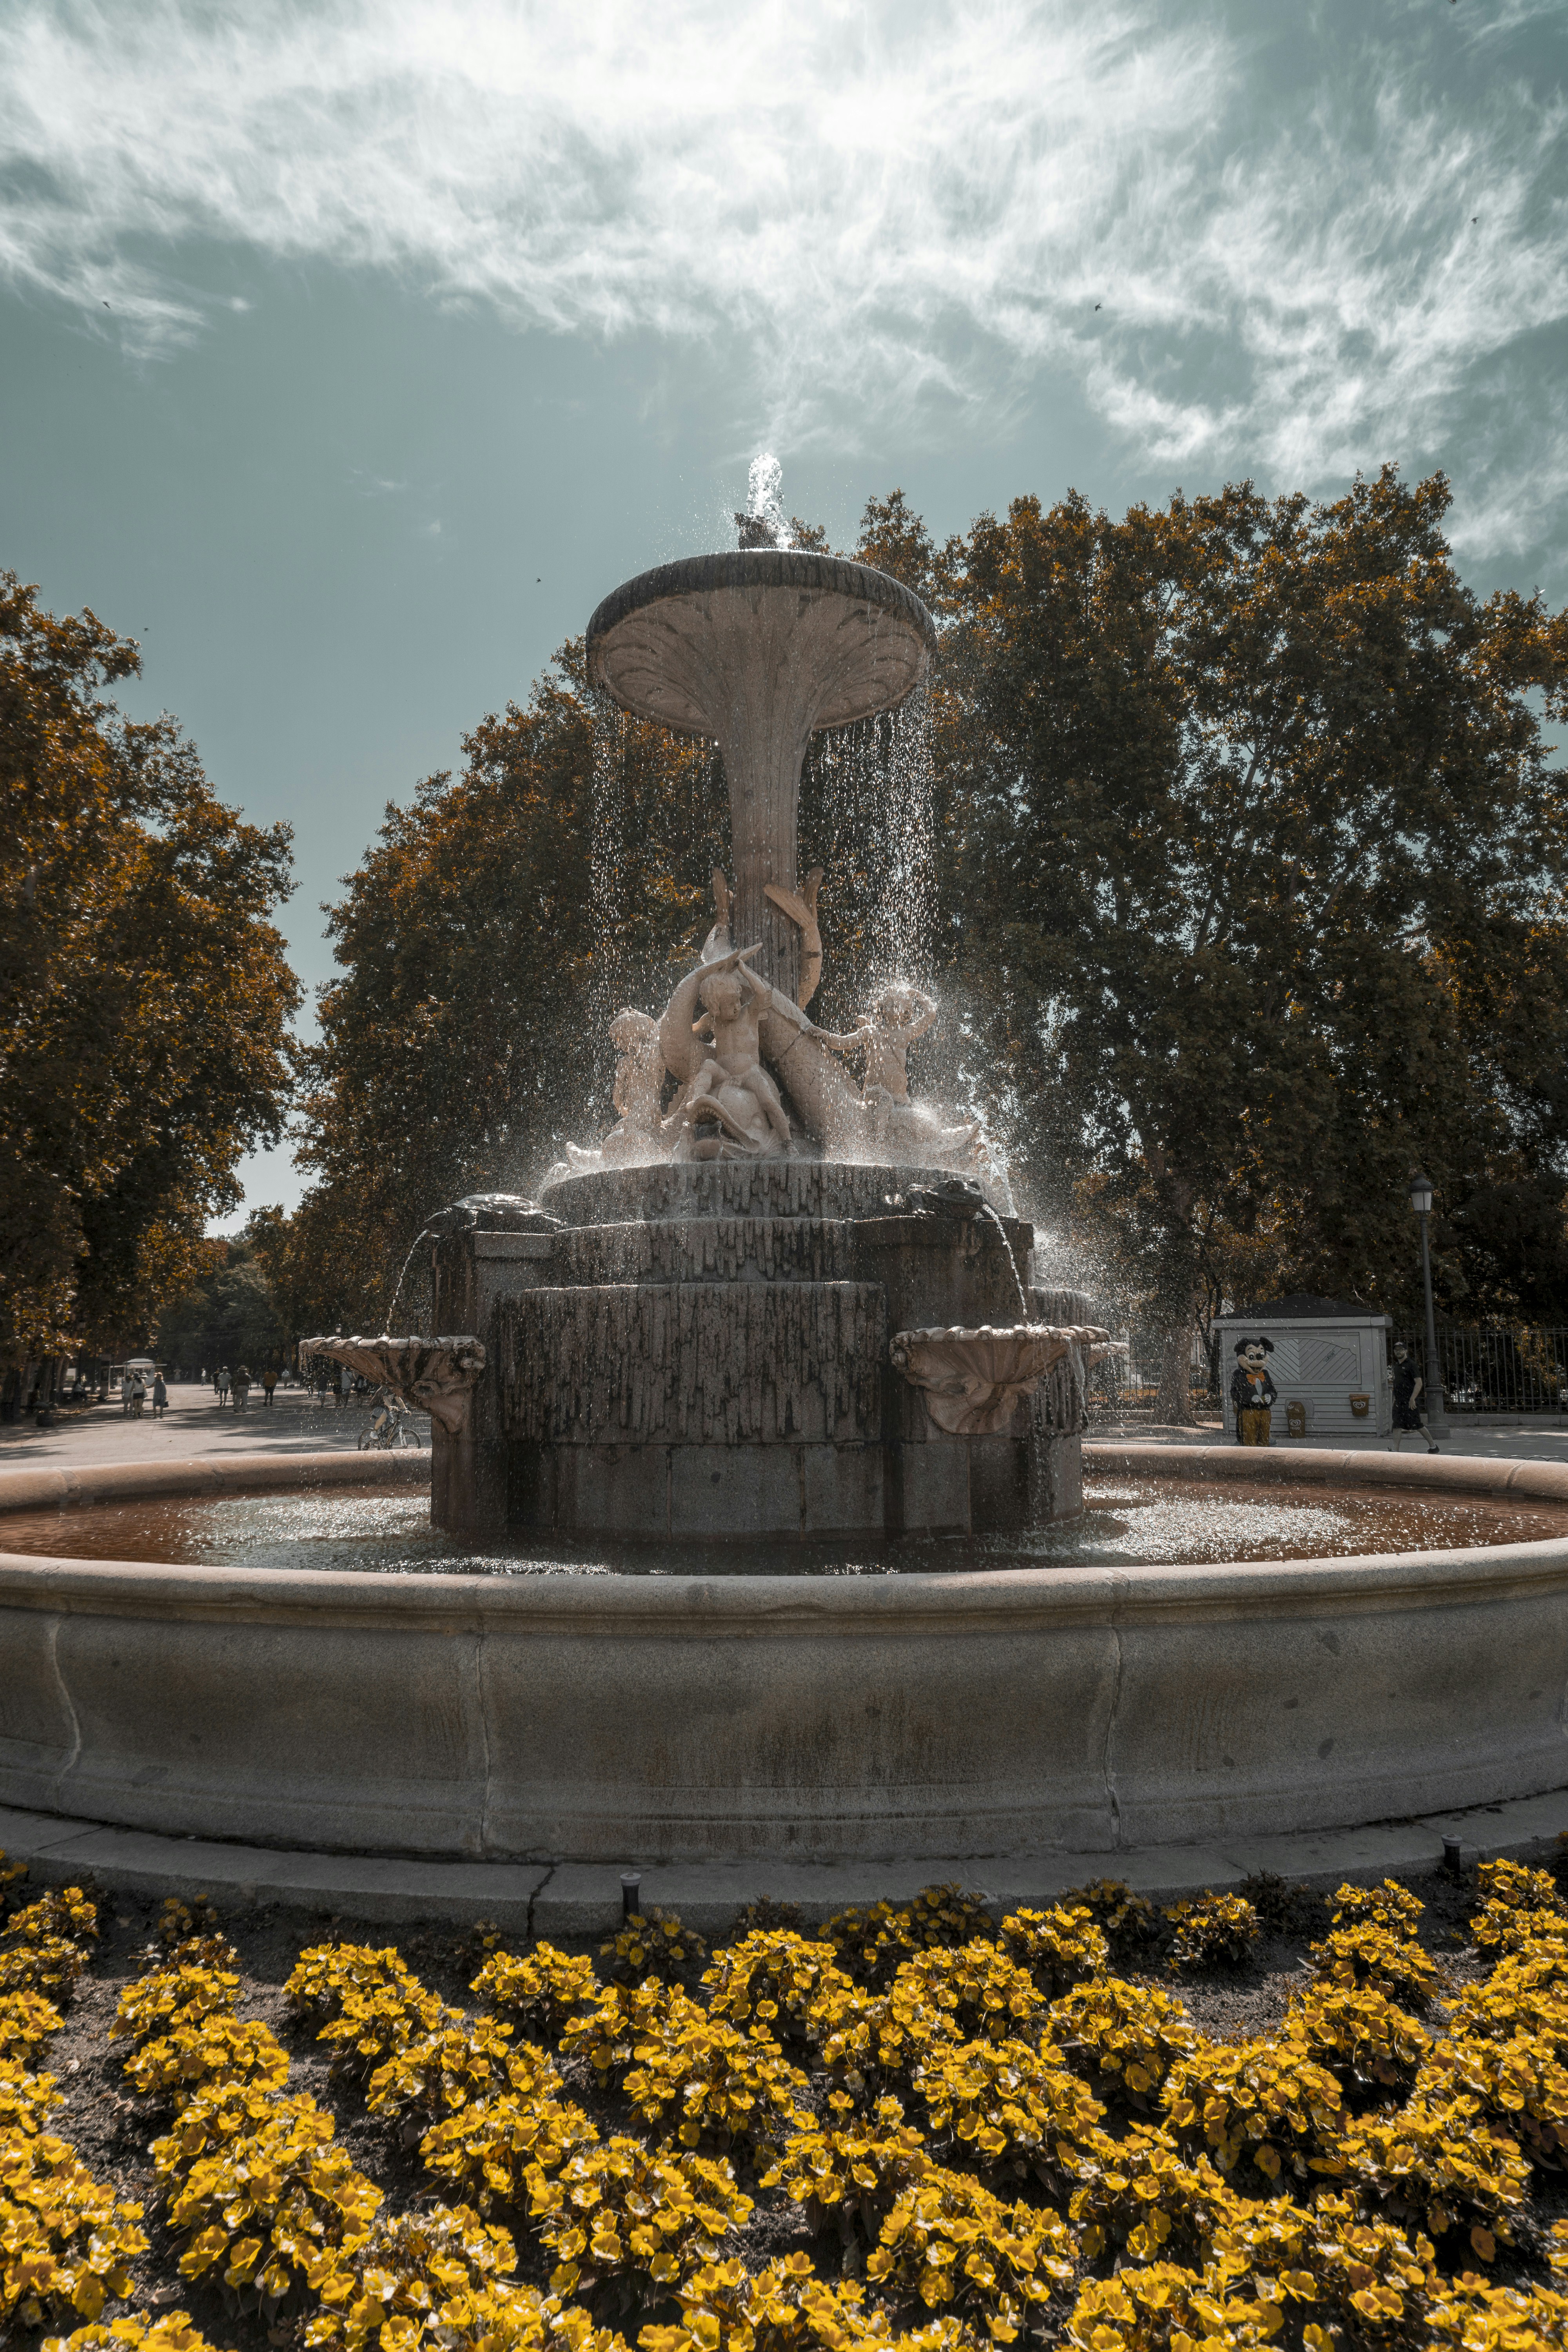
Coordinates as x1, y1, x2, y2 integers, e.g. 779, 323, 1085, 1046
232, 1364, 252, 1412
339, 1363, 352, 1412
151, 1371, 168, 1419
128, 1373, 146, 1419
263, 1366, 276, 1408
216, 1365, 231, 1408
1389, 1339, 1440, 1455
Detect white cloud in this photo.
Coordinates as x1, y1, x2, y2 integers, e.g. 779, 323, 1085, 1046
2, 0, 1565, 553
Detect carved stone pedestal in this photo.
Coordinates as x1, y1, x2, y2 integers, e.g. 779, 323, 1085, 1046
423, 1167, 1098, 1542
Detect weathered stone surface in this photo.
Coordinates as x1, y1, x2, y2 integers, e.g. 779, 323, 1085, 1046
501, 1281, 886, 1445
551, 1217, 863, 1287
300, 1336, 485, 1436
7, 1787, 1568, 1932
5, 1448, 1568, 1862
539, 1160, 957, 1226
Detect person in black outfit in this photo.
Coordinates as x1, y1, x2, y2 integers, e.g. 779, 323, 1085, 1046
1390, 1340, 1439, 1453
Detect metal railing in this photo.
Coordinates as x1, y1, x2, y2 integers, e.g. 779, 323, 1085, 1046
1398, 1324, 1568, 1417
1089, 1337, 1211, 1420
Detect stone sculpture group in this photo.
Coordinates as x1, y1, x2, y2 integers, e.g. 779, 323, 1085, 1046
559, 880, 985, 1181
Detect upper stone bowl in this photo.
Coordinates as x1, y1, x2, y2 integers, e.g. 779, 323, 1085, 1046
586, 550, 936, 736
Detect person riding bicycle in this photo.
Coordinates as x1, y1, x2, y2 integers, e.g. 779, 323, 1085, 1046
359, 1390, 406, 1450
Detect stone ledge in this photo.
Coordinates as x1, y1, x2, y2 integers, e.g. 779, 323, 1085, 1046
3, 1789, 1562, 1938
0, 1447, 429, 1519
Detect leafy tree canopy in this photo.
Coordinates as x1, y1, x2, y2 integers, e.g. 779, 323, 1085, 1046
270, 471, 1568, 1377
1, 572, 299, 1359
930, 467, 1568, 1394
154, 1236, 287, 1379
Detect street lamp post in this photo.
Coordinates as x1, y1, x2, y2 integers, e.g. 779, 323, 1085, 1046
1408, 1171, 1448, 1440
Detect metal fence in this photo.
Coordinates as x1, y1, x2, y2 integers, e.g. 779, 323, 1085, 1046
1089, 1336, 1210, 1419
1094, 1322, 1568, 1421
1396, 1324, 1568, 1417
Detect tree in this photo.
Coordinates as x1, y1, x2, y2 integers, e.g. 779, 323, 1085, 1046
282, 645, 728, 1330
942, 469, 1568, 1411
0, 572, 299, 1364
154, 1236, 287, 1380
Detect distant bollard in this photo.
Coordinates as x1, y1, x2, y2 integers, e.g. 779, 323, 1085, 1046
621, 1871, 642, 1922
1443, 1837, 1463, 1877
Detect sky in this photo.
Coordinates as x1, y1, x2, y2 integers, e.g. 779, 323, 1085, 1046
3, 0, 1566, 1225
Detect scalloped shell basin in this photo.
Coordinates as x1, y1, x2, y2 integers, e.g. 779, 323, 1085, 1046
3, 1445, 1568, 1865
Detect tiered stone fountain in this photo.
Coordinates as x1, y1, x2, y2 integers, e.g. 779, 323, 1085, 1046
5, 471, 1566, 1913
316, 492, 1113, 1543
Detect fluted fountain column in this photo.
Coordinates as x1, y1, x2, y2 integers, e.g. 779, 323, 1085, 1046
587, 551, 934, 1003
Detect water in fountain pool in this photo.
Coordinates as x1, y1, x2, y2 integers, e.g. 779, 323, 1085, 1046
4, 1474, 1566, 1577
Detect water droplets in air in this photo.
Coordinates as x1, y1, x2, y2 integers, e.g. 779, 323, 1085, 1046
736, 452, 790, 550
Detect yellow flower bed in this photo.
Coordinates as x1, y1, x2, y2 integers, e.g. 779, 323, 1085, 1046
995, 1906, 1109, 1998
4, 1888, 100, 1947
703, 1932, 849, 2043
365, 2013, 524, 2129
528, 2138, 753, 2299
476, 1943, 603, 2038
864, 2163, 1075, 2337
111, 1961, 240, 2046
908, 2036, 1104, 2194
1, 2130, 149, 2328
1161, 2034, 1345, 2186
121, 2014, 290, 2106
0, 2060, 60, 2138
619, 1992, 809, 2156
760, 2096, 931, 2244
12, 1862, 1568, 2352
160, 2092, 383, 2308
1162, 1893, 1260, 1973
602, 1911, 708, 1987
0, 1987, 66, 2065
303, 2199, 520, 2351
421, 2086, 602, 2210
44, 2313, 227, 2352
0, 1936, 90, 1997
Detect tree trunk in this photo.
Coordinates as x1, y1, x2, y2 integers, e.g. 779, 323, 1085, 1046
1154, 1319, 1198, 1425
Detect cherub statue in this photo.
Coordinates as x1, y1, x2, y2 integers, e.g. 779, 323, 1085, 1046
814, 980, 980, 1167
660, 944, 792, 1160
814, 981, 937, 1102
563, 1006, 667, 1171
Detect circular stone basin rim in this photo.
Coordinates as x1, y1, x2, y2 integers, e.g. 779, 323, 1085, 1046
5, 1445, 1567, 1866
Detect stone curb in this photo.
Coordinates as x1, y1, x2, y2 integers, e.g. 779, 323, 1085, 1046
0, 1448, 429, 1517
3, 1789, 1563, 1938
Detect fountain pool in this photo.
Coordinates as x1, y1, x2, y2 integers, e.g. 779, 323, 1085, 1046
1, 1468, 1563, 1574
3, 1443, 1566, 1876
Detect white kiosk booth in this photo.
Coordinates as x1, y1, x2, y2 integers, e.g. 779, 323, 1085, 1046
1214, 1295, 1392, 1441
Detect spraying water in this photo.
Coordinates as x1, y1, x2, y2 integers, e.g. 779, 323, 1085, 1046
736, 453, 789, 550
978, 1200, 1031, 1322
385, 1223, 437, 1336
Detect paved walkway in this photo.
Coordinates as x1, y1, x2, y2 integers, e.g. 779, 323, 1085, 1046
0, 1383, 429, 1467
8, 1397, 1565, 1470
1093, 1417, 1568, 1463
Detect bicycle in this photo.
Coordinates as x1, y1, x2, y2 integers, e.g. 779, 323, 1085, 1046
358, 1393, 422, 1450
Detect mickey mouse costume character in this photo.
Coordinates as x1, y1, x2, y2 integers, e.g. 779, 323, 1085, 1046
1230, 1336, 1278, 1446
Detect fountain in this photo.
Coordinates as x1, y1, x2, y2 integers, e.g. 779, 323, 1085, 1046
308, 472, 1116, 1542
3, 463, 1567, 1911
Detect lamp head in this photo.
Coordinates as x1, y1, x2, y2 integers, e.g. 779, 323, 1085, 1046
1408, 1171, 1435, 1217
